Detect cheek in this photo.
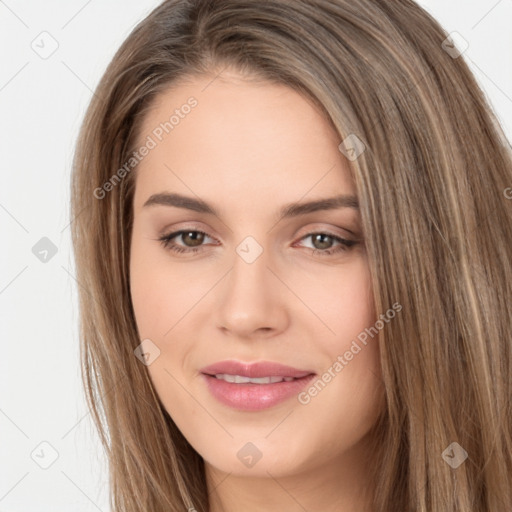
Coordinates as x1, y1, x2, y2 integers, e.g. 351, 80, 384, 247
130, 261, 170, 339
296, 257, 383, 426
129, 245, 199, 421
300, 256, 376, 349
129, 241, 212, 339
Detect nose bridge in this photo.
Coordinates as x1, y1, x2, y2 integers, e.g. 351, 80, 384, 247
227, 238, 271, 307
214, 235, 288, 336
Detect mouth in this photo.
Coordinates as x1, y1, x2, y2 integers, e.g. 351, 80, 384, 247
207, 374, 303, 384
200, 359, 315, 379
199, 360, 316, 411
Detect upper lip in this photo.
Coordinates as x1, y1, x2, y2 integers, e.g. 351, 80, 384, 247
200, 360, 315, 379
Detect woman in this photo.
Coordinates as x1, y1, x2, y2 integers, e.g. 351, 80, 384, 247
70, 0, 512, 510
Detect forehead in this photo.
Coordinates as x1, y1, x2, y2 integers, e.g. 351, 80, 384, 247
133, 73, 355, 211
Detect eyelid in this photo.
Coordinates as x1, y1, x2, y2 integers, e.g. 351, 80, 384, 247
157, 222, 217, 239
159, 222, 357, 243
166, 228, 219, 245
293, 222, 359, 240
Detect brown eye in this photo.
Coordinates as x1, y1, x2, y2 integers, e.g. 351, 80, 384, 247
158, 229, 217, 255
180, 231, 205, 247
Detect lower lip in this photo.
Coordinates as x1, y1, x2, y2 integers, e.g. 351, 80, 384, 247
201, 373, 316, 411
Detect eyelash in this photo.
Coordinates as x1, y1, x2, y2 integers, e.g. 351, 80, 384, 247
157, 229, 357, 257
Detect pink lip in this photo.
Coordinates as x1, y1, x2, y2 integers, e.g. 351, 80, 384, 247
200, 360, 314, 378
200, 360, 316, 411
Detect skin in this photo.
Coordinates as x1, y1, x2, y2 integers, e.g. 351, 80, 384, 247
129, 70, 385, 512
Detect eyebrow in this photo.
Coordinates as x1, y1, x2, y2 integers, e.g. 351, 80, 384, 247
142, 192, 359, 218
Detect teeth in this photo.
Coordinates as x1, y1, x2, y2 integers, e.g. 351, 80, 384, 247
214, 374, 296, 384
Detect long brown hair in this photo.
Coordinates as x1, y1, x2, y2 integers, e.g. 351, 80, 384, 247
70, 1, 512, 510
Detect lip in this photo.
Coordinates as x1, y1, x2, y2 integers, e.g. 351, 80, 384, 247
200, 360, 314, 379
200, 360, 316, 411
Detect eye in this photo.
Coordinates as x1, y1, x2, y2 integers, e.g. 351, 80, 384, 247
158, 229, 218, 254
296, 232, 357, 256
157, 229, 358, 257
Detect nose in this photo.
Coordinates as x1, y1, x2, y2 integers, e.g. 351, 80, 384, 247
214, 244, 290, 339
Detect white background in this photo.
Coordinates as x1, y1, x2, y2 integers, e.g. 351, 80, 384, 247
1, 1, 511, 510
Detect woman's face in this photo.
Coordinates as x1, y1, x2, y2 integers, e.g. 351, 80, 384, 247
129, 71, 384, 481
